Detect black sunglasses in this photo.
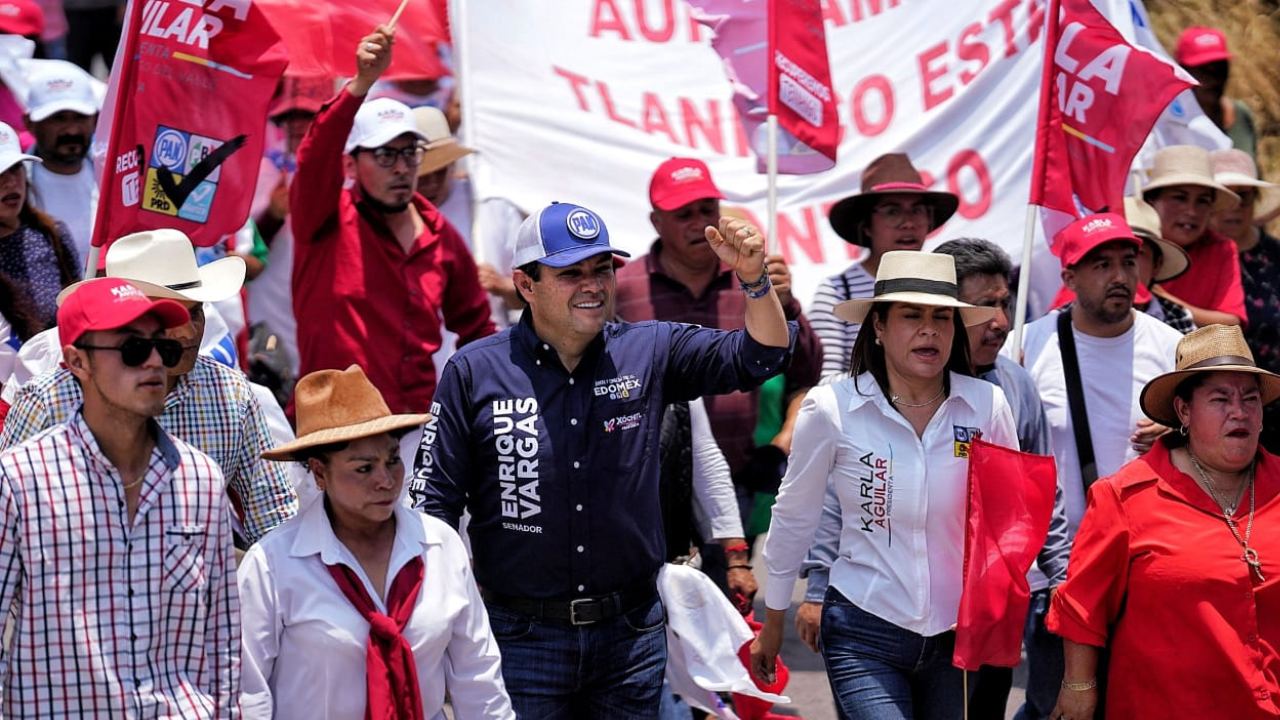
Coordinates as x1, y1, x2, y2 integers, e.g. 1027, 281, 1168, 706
75, 337, 185, 368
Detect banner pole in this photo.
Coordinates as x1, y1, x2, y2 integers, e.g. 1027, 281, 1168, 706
962, 670, 969, 720
766, 114, 778, 243
1011, 203, 1038, 355
387, 0, 412, 31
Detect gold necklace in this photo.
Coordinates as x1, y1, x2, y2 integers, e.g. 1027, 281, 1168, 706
120, 474, 146, 490
1189, 451, 1264, 582
890, 386, 945, 408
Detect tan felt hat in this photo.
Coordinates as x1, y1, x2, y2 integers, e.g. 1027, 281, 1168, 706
1139, 325, 1280, 427
414, 105, 473, 177
833, 251, 996, 326
1141, 145, 1239, 212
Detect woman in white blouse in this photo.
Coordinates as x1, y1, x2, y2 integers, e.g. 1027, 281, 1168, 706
239, 365, 513, 719
751, 251, 1018, 719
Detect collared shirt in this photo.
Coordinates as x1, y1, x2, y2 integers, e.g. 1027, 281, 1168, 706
0, 356, 297, 544
614, 240, 822, 473
290, 89, 497, 414
0, 414, 239, 719
1161, 229, 1248, 324
1049, 440, 1280, 718
798, 357, 1072, 601
410, 311, 793, 599
238, 497, 512, 720
762, 372, 1018, 636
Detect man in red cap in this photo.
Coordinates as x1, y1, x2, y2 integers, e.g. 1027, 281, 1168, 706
0, 278, 240, 718
615, 156, 822, 598
1175, 25, 1257, 158
1017, 214, 1181, 718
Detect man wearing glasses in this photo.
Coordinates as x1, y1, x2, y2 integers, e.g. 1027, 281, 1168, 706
0, 278, 240, 718
290, 25, 495, 416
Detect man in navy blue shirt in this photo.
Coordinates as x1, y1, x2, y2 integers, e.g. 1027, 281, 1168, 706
411, 200, 793, 716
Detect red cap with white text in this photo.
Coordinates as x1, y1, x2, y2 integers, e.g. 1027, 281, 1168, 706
648, 157, 724, 211
1052, 213, 1140, 269
58, 278, 190, 348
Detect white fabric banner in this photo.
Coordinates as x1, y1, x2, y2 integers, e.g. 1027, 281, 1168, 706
454, 0, 1198, 307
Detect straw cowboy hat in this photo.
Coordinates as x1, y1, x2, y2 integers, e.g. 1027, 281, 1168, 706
1211, 148, 1280, 226
414, 105, 473, 177
1124, 197, 1189, 283
58, 229, 246, 305
1141, 145, 1239, 212
828, 153, 959, 246
1139, 325, 1280, 428
833, 250, 997, 326
262, 365, 429, 461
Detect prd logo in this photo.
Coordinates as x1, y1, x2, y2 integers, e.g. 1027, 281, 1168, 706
566, 209, 600, 239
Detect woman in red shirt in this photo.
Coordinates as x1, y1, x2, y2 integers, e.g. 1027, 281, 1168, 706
1048, 324, 1280, 720
1143, 145, 1245, 327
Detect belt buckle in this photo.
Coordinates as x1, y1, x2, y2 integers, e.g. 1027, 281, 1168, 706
569, 598, 595, 626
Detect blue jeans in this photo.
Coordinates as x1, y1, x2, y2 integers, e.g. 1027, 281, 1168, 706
1015, 589, 1063, 720
820, 587, 967, 720
486, 595, 668, 719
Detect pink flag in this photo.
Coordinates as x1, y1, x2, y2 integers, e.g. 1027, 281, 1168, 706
688, 0, 837, 174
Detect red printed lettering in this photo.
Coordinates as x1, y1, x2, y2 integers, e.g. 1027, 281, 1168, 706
956, 22, 990, 85
918, 41, 952, 111
947, 149, 993, 219
589, 0, 632, 40
850, 75, 894, 137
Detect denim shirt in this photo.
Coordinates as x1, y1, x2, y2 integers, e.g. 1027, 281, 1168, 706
411, 311, 794, 599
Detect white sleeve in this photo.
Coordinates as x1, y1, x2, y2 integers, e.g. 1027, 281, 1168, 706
440, 530, 515, 718
989, 386, 1019, 451
0, 315, 18, 395
472, 198, 524, 271
762, 390, 839, 611
236, 546, 280, 719
2, 329, 59, 404
688, 397, 743, 541
249, 382, 319, 507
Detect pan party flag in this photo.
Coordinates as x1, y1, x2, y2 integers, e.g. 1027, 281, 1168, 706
93, 0, 288, 249
953, 437, 1057, 671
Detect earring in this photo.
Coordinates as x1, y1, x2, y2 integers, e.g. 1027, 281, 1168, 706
1178, 424, 1188, 436
874, 337, 882, 346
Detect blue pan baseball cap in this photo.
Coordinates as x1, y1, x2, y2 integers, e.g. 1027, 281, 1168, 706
512, 202, 631, 268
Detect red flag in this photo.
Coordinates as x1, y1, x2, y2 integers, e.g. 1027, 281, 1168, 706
256, 0, 448, 81
688, 0, 836, 174
92, 0, 288, 248
953, 437, 1057, 671
1029, 0, 1193, 219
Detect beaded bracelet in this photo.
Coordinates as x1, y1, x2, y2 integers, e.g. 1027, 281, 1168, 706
737, 272, 772, 299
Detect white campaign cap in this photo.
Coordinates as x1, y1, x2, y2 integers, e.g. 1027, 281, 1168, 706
343, 97, 425, 154
25, 60, 97, 122
0, 120, 39, 172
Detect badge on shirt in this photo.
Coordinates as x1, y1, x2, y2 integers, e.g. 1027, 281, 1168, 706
953, 426, 982, 458
594, 374, 642, 400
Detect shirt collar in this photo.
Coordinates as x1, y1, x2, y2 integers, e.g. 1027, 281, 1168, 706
164, 370, 193, 412
69, 411, 178, 473
289, 494, 436, 569
845, 371, 978, 414
512, 308, 607, 371
1137, 437, 1280, 515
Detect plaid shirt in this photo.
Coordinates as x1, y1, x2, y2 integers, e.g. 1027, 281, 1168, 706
0, 414, 239, 718
0, 356, 297, 544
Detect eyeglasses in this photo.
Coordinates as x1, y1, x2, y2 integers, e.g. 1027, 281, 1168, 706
872, 204, 933, 226
366, 144, 427, 168
75, 337, 185, 368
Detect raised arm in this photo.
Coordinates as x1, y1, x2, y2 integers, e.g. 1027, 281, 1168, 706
705, 217, 788, 348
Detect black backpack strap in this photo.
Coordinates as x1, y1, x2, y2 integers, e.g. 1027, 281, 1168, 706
1057, 310, 1098, 487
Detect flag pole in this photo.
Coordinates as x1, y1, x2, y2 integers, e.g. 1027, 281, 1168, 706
766, 114, 778, 244
1010, 203, 1038, 354
387, 0, 412, 30
962, 670, 969, 720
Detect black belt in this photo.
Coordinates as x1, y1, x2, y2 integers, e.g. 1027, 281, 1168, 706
480, 580, 658, 626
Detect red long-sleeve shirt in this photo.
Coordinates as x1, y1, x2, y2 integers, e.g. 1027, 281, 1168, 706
289, 89, 496, 413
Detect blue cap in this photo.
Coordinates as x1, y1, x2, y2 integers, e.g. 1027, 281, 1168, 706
512, 202, 631, 268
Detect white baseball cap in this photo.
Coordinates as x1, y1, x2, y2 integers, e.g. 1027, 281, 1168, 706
0, 121, 39, 173
25, 60, 97, 122
343, 97, 425, 154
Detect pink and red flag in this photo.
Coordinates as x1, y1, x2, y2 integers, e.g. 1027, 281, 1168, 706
688, 0, 837, 174
953, 438, 1058, 671
1029, 0, 1193, 223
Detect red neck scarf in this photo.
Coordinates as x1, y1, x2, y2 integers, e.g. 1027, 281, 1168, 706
327, 556, 425, 720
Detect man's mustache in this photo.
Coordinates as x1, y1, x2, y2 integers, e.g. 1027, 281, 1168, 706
55, 134, 88, 147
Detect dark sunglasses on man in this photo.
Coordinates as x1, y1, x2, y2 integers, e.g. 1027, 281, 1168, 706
75, 337, 185, 368
365, 143, 427, 169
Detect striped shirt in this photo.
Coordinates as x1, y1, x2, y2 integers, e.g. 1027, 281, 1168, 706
808, 263, 875, 381
0, 356, 297, 544
0, 414, 239, 718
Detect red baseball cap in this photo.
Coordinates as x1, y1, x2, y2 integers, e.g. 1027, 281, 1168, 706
268, 75, 334, 120
1176, 27, 1231, 67
649, 157, 724, 211
1053, 213, 1140, 269
0, 0, 43, 37
57, 278, 190, 348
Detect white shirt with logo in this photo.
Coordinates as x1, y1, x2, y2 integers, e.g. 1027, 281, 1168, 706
763, 371, 1018, 636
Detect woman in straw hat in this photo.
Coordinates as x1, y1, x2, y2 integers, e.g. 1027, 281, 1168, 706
751, 251, 1018, 719
809, 153, 961, 379
238, 366, 513, 719
1047, 325, 1280, 720
1142, 144, 1244, 328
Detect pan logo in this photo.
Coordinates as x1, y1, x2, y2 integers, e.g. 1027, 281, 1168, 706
566, 209, 600, 239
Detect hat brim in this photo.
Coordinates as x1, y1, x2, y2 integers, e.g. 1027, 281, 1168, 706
1143, 175, 1240, 211
652, 186, 725, 212
417, 141, 473, 176
832, 292, 997, 326
1142, 234, 1190, 283
1216, 172, 1280, 225
57, 255, 247, 306
28, 100, 97, 123
537, 245, 632, 268
345, 127, 427, 155
828, 190, 959, 246
0, 151, 40, 174
262, 413, 430, 461
1140, 366, 1280, 427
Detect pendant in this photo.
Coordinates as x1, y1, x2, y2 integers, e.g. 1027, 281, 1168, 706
1244, 547, 1266, 582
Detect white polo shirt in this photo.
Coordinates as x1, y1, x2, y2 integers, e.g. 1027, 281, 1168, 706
763, 371, 1018, 636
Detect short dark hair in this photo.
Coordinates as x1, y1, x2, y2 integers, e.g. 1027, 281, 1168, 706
847, 302, 974, 395
513, 261, 542, 305
932, 238, 1012, 284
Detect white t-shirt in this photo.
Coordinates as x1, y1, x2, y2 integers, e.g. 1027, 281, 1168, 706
28, 161, 98, 262
247, 158, 299, 375
1021, 309, 1181, 531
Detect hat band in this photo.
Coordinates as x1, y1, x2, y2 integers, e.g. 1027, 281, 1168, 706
168, 279, 203, 291
1182, 355, 1256, 371
873, 278, 958, 299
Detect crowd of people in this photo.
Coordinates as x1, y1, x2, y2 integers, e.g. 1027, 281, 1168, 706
0, 12, 1273, 720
